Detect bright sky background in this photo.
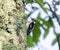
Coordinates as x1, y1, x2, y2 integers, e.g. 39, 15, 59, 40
25, 0, 60, 50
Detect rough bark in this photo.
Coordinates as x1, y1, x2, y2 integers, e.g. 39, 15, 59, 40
0, 0, 26, 50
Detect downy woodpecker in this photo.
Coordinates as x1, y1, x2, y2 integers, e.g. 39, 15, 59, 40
26, 18, 36, 35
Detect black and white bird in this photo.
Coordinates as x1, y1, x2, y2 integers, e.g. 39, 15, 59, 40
26, 18, 36, 35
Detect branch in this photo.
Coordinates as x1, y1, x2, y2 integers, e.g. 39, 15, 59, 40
44, 2, 60, 25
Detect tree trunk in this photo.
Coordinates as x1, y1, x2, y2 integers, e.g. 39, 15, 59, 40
0, 0, 26, 50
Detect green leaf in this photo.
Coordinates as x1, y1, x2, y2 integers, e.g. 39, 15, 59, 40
32, 14, 42, 43
35, 0, 47, 13
36, 14, 41, 22
32, 20, 41, 43
39, 18, 51, 27
26, 0, 33, 3
36, 14, 53, 27
27, 35, 34, 47
56, 34, 60, 44
35, 15, 49, 27
52, 38, 57, 45
35, 0, 44, 5
33, 27, 41, 43
48, 17, 53, 27
53, 27, 58, 36
43, 28, 49, 39
40, 0, 44, 4
40, 17, 53, 27
40, 5, 47, 13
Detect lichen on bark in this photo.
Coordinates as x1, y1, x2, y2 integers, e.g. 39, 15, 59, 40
0, 0, 26, 50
